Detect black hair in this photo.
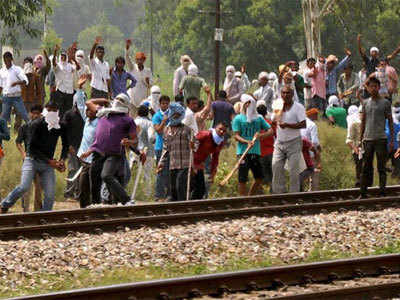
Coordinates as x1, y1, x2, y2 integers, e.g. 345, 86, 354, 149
215, 121, 228, 128
24, 57, 33, 64
96, 46, 105, 52
306, 57, 316, 64
345, 63, 354, 69
186, 96, 198, 105
367, 76, 381, 87
30, 104, 43, 113
45, 101, 58, 110
257, 105, 267, 116
174, 94, 184, 103
115, 56, 125, 64
218, 90, 227, 99
138, 105, 149, 117
3, 51, 12, 60
159, 95, 171, 104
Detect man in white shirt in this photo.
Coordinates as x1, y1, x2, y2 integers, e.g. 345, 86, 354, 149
254, 72, 274, 113
125, 40, 153, 117
173, 55, 192, 97
74, 49, 91, 90
89, 36, 111, 99
53, 45, 79, 118
301, 108, 321, 190
272, 85, 306, 194
0, 51, 29, 124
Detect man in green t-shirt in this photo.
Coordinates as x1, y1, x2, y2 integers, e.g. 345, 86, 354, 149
232, 94, 273, 196
179, 64, 206, 101
326, 95, 347, 128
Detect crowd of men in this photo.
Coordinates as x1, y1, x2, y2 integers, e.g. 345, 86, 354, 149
0, 34, 398, 213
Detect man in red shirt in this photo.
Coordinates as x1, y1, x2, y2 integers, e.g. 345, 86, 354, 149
300, 137, 320, 192
191, 122, 227, 199
256, 100, 275, 193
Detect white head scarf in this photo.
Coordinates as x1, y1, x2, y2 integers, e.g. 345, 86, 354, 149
240, 94, 258, 123
224, 65, 236, 91
97, 93, 130, 118
392, 106, 400, 124
327, 95, 340, 112
188, 64, 198, 76
75, 50, 85, 64
268, 72, 277, 88
346, 105, 360, 127
150, 85, 161, 112
370, 47, 379, 55
42, 108, 61, 131
258, 71, 269, 81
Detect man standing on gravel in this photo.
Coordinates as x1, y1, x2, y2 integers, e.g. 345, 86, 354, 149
359, 77, 393, 198
271, 86, 306, 194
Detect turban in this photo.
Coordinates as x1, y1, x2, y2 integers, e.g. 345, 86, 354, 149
326, 55, 338, 63
306, 108, 319, 117
258, 71, 269, 80
370, 47, 379, 55
188, 64, 199, 76
240, 94, 258, 123
168, 102, 185, 126
136, 52, 146, 60
256, 100, 267, 108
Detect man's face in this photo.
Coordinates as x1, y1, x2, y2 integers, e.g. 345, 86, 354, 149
160, 100, 170, 111
259, 77, 268, 87
344, 66, 352, 75
371, 50, 379, 58
309, 113, 318, 121
136, 58, 145, 65
307, 61, 315, 69
76, 54, 83, 61
188, 99, 199, 112
61, 54, 67, 62
327, 61, 335, 70
182, 59, 190, 69
96, 48, 105, 60
4, 57, 12, 68
283, 75, 293, 85
86, 109, 96, 120
367, 82, 380, 97
281, 88, 293, 102
116, 60, 125, 70
243, 101, 250, 111
215, 124, 227, 137
289, 62, 299, 72
379, 61, 387, 68
30, 110, 41, 120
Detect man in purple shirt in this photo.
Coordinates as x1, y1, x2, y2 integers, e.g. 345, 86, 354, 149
80, 93, 144, 205
210, 90, 235, 145
110, 56, 137, 99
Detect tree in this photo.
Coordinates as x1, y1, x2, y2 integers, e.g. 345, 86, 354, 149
0, 0, 52, 47
301, 0, 336, 58
42, 27, 63, 54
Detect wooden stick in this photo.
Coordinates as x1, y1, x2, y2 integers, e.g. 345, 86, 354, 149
219, 134, 258, 186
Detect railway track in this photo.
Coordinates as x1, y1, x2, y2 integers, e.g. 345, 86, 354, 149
1, 186, 400, 240
10, 253, 400, 300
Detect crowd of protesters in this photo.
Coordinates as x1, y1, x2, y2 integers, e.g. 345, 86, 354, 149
0, 34, 399, 213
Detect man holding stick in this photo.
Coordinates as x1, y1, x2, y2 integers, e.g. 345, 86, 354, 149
232, 94, 273, 196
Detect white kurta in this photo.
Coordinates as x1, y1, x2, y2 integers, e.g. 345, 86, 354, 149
173, 66, 188, 96
125, 50, 153, 107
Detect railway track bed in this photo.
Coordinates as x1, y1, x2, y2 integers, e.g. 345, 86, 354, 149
10, 254, 400, 300
1, 186, 400, 240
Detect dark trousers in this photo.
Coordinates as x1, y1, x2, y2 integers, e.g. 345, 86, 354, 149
360, 139, 388, 195
91, 87, 108, 99
170, 168, 188, 201
55, 90, 74, 118
78, 161, 91, 208
191, 169, 205, 200
388, 150, 400, 178
90, 153, 130, 205
352, 153, 364, 187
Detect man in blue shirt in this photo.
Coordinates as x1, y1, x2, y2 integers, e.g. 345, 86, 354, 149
152, 95, 171, 201
232, 94, 273, 196
110, 56, 137, 99
325, 49, 351, 98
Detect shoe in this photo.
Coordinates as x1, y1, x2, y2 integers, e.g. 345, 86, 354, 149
1, 207, 8, 214
125, 200, 135, 206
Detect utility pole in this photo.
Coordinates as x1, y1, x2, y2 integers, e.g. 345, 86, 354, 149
199, 0, 231, 99
43, 0, 48, 39
147, 0, 154, 73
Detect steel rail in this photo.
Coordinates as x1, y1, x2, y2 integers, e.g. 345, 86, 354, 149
1, 194, 400, 240
9, 254, 400, 300
1, 186, 398, 229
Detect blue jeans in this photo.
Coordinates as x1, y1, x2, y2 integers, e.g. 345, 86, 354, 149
1, 157, 55, 211
155, 150, 170, 199
1, 96, 29, 124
